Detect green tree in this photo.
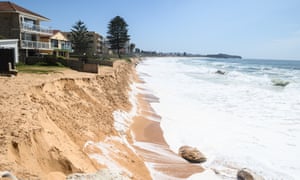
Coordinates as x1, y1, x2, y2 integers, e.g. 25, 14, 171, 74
107, 16, 130, 58
70, 20, 89, 55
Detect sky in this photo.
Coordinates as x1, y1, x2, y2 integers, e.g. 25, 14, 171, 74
12, 0, 300, 60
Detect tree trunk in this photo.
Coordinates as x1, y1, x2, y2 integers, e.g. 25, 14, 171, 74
117, 48, 121, 58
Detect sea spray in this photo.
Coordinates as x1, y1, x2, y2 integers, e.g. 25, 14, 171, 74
113, 83, 138, 134
137, 57, 300, 180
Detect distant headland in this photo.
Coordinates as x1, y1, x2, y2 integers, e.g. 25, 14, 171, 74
137, 50, 242, 59
204, 53, 242, 59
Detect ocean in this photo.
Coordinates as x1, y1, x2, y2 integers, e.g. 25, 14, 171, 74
136, 57, 300, 179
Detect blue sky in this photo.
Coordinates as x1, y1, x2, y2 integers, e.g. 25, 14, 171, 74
13, 0, 300, 60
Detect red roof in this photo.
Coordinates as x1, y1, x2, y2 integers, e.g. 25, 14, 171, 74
0, 1, 49, 20
52, 30, 60, 34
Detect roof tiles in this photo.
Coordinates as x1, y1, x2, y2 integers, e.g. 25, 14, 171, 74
0, 1, 49, 20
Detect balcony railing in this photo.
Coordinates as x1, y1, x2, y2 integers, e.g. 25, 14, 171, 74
21, 40, 51, 49
21, 22, 53, 35
51, 42, 72, 51
61, 42, 72, 50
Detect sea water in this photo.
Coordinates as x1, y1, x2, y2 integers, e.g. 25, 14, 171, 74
136, 57, 300, 179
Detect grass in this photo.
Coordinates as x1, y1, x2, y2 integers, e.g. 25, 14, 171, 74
16, 64, 66, 74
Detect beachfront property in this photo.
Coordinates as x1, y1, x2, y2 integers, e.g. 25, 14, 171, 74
0, 1, 73, 62
63, 31, 103, 56
0, 1, 53, 61
87, 31, 103, 56
41, 30, 72, 59
103, 38, 131, 55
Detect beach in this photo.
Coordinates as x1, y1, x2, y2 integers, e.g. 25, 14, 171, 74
0, 59, 218, 179
0, 60, 148, 179
129, 68, 212, 179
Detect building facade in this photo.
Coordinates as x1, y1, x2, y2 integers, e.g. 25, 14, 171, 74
0, 1, 53, 60
40, 30, 72, 58
64, 31, 103, 56
0, 1, 74, 62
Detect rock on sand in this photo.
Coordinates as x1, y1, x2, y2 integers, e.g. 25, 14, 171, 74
178, 146, 207, 163
237, 168, 264, 180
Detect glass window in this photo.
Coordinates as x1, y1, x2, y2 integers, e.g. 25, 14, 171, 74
51, 39, 58, 48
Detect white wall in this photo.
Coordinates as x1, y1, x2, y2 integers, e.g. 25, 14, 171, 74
0, 39, 19, 63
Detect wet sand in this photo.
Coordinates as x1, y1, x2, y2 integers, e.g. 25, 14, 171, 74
130, 72, 204, 179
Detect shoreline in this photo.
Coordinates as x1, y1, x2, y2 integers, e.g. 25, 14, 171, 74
0, 58, 219, 179
129, 60, 220, 179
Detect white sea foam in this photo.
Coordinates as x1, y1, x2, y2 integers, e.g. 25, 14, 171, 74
83, 82, 140, 178
84, 138, 133, 177
113, 83, 139, 134
137, 57, 300, 179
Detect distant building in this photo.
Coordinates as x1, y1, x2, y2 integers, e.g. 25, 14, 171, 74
0, 1, 53, 60
87, 31, 103, 56
104, 39, 131, 55
63, 31, 103, 56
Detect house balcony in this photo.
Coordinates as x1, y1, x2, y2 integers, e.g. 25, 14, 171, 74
60, 45, 72, 51
21, 40, 51, 50
51, 42, 72, 52
21, 22, 53, 36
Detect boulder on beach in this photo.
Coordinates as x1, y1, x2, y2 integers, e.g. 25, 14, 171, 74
237, 168, 264, 180
178, 146, 206, 163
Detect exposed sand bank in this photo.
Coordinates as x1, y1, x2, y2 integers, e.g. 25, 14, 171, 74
0, 59, 218, 180
0, 60, 150, 179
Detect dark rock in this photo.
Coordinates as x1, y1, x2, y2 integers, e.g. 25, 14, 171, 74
0, 171, 18, 180
178, 146, 206, 163
237, 168, 264, 180
271, 79, 289, 87
216, 70, 226, 75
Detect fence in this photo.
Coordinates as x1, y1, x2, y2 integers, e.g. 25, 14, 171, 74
24, 57, 114, 73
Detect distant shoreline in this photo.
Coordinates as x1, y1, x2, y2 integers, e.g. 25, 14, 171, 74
137, 52, 242, 59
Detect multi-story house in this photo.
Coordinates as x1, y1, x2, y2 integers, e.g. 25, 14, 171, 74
0, 1, 53, 61
87, 31, 103, 56
64, 31, 103, 56
104, 39, 131, 55
40, 30, 72, 58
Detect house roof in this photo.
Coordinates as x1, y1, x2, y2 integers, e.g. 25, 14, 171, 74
0, 1, 50, 21
52, 30, 60, 34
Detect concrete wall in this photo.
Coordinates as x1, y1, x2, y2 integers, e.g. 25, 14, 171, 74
25, 57, 100, 73
83, 63, 98, 73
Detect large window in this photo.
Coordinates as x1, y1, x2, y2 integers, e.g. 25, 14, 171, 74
51, 39, 58, 48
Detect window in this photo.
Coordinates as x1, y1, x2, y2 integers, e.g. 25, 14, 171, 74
51, 39, 58, 48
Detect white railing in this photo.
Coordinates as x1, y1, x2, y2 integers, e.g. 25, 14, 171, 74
61, 42, 72, 51
21, 40, 51, 49
51, 42, 72, 51
21, 22, 53, 35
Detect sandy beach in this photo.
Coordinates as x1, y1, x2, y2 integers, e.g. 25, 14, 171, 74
0, 59, 217, 179
129, 69, 206, 179
0, 60, 150, 179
